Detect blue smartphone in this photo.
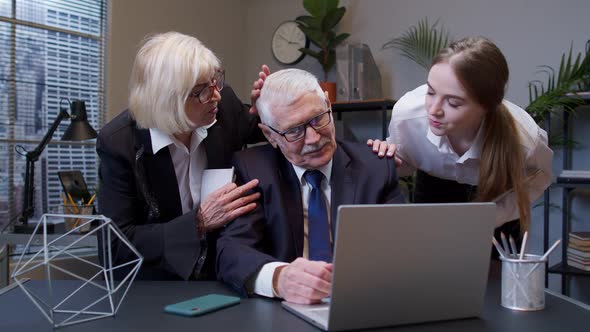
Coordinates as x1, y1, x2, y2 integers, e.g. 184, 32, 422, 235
164, 294, 240, 317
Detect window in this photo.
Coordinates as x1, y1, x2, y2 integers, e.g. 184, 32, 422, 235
0, 0, 106, 228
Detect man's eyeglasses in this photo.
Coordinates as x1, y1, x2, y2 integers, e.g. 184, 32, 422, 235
266, 109, 332, 142
189, 69, 225, 103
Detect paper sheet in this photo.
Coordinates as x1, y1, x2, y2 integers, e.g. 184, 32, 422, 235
201, 167, 235, 200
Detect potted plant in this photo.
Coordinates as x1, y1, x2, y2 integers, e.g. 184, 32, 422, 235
296, 0, 350, 102
526, 43, 590, 144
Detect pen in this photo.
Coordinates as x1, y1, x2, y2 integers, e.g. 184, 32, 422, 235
519, 231, 528, 260
540, 239, 561, 261
492, 236, 507, 258
500, 232, 510, 257
509, 235, 518, 258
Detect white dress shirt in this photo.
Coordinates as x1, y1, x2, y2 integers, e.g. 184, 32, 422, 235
251, 160, 333, 298
387, 84, 553, 225
149, 120, 215, 214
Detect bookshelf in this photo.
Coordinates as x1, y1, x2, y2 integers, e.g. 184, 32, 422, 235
543, 93, 590, 295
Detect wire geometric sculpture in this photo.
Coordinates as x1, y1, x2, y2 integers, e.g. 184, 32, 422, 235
11, 213, 143, 328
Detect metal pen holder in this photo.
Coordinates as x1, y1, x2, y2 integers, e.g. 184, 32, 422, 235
500, 254, 546, 311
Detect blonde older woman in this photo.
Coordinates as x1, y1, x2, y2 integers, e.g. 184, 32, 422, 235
97, 32, 264, 280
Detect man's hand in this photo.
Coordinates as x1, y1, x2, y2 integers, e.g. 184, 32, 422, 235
274, 258, 332, 304
249, 65, 271, 115
199, 179, 260, 232
366, 139, 401, 167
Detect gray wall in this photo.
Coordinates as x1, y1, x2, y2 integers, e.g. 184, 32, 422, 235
106, 0, 248, 120
107, 0, 590, 301
243, 0, 590, 302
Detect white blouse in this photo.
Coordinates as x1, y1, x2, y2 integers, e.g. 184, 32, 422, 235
387, 84, 553, 225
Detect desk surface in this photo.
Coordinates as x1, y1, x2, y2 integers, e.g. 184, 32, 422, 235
1, 273, 588, 331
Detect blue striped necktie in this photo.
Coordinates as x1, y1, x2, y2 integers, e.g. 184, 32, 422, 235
304, 170, 332, 262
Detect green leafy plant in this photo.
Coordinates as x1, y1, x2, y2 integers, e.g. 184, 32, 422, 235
296, 0, 350, 82
382, 17, 450, 70
527, 44, 590, 126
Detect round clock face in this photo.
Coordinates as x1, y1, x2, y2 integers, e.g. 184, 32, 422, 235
271, 21, 309, 65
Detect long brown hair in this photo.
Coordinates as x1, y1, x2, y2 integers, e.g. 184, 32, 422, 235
432, 37, 530, 231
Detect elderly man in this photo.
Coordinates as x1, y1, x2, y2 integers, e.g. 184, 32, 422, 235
216, 69, 404, 304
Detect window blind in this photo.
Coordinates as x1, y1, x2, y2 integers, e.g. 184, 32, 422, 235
0, 0, 107, 226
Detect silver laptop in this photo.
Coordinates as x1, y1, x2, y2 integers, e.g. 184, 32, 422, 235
282, 203, 496, 331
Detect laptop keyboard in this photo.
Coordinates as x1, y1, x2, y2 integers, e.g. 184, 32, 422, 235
309, 307, 330, 321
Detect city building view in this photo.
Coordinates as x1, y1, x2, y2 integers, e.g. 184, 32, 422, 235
0, 0, 105, 229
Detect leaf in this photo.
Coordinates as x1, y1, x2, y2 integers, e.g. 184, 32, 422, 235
323, 7, 345, 31
322, 50, 336, 77
329, 32, 350, 49
526, 41, 590, 139
303, 0, 338, 18
299, 47, 321, 60
326, 0, 339, 11
295, 16, 320, 29
382, 17, 449, 70
303, 0, 323, 17
298, 25, 324, 48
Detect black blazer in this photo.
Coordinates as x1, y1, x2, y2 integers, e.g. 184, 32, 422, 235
97, 86, 264, 280
216, 141, 405, 295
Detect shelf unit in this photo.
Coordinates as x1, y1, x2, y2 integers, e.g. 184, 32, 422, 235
332, 99, 396, 140
543, 93, 590, 295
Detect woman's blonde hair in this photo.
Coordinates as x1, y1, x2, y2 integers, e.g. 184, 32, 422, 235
128, 31, 220, 134
433, 36, 530, 232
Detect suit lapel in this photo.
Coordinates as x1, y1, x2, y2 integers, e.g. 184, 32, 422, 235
135, 128, 182, 221
330, 144, 356, 236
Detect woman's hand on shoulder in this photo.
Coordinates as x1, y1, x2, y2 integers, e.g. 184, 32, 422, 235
366, 139, 402, 167
249, 65, 271, 115
198, 179, 260, 232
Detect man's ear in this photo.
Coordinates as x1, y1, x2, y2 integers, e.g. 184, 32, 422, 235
323, 90, 329, 101
259, 123, 278, 148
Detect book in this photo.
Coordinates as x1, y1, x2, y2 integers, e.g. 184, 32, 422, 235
569, 232, 590, 241
569, 232, 590, 247
567, 259, 590, 271
568, 255, 590, 264
560, 170, 590, 178
569, 242, 590, 251
567, 247, 590, 259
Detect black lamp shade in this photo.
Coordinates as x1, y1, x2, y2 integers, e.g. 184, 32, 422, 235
62, 100, 98, 141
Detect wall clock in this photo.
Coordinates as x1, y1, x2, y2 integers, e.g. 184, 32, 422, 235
271, 21, 309, 65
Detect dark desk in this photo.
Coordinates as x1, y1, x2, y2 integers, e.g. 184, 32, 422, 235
332, 99, 396, 140
1, 272, 588, 331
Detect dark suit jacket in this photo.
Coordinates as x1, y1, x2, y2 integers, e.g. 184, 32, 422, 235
96, 86, 264, 280
216, 141, 405, 295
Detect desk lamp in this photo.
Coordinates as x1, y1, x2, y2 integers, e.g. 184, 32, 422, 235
13, 99, 98, 233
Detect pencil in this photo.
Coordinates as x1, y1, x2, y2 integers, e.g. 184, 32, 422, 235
86, 194, 96, 205
66, 193, 80, 214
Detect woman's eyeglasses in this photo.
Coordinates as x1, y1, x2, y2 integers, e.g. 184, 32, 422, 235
189, 69, 225, 103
